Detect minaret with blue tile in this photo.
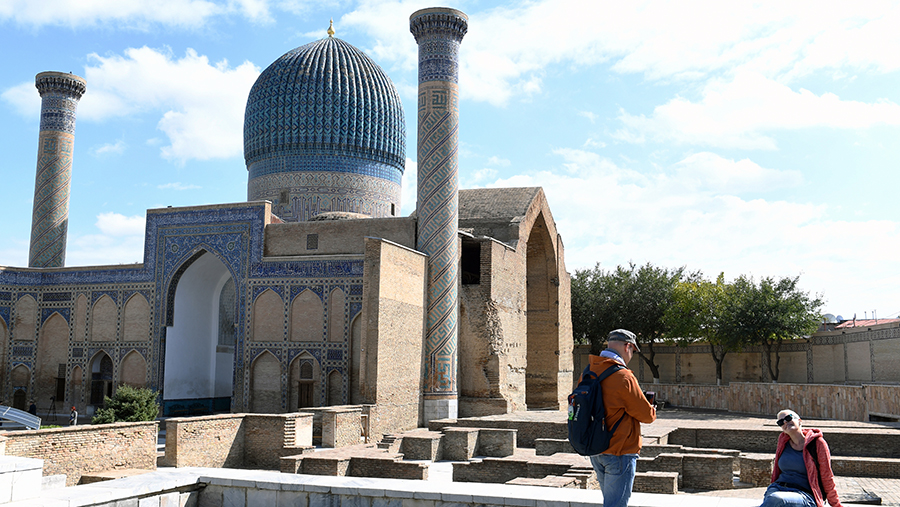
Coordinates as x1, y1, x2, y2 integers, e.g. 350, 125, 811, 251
29, 71, 86, 268
410, 7, 468, 421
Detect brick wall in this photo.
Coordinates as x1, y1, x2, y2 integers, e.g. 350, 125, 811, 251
476, 428, 516, 457
347, 456, 429, 480
361, 238, 426, 437
442, 428, 478, 460
739, 453, 773, 486
400, 432, 443, 460
668, 427, 900, 458
165, 412, 313, 469
453, 458, 529, 484
3, 420, 157, 486
166, 414, 244, 468
632, 382, 900, 422
321, 408, 361, 448
440, 417, 566, 447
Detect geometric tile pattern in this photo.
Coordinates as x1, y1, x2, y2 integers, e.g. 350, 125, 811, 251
28, 72, 85, 268
411, 9, 467, 396
244, 35, 406, 222
249, 169, 401, 222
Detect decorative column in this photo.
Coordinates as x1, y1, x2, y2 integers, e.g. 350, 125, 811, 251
28, 71, 86, 268
410, 7, 467, 421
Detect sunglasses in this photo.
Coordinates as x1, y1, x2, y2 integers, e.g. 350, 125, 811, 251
776, 414, 794, 427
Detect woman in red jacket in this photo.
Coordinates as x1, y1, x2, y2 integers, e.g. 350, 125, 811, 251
760, 409, 843, 507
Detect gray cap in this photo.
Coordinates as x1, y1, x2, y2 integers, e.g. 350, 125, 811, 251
608, 329, 640, 352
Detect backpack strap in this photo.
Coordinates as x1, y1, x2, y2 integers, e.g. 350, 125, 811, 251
596, 364, 627, 433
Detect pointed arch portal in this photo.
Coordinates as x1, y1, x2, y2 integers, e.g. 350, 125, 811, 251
163, 251, 235, 416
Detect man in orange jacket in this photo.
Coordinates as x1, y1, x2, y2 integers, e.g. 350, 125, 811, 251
586, 329, 657, 507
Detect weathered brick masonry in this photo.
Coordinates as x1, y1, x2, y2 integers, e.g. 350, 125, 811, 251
2, 421, 157, 486
165, 413, 312, 469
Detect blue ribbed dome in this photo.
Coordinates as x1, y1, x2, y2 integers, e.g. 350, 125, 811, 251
243, 37, 405, 171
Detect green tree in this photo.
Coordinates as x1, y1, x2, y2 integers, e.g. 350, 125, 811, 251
571, 262, 697, 382
665, 273, 745, 385
91, 385, 160, 424
722, 275, 823, 382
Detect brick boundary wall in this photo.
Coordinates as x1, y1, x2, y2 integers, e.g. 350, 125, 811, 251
166, 413, 313, 469
642, 382, 900, 421
668, 427, 900, 458
2, 421, 157, 486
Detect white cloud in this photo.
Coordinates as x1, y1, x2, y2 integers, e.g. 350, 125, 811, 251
343, 1, 900, 107
0, 81, 39, 119
579, 111, 598, 123
0, 0, 221, 29
93, 140, 127, 156
487, 156, 510, 167
79, 46, 260, 163
95, 212, 145, 236
615, 72, 900, 149
158, 182, 201, 191
484, 148, 900, 316
673, 152, 803, 194
583, 138, 606, 149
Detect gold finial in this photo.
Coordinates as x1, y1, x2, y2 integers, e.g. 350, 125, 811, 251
327, 18, 335, 37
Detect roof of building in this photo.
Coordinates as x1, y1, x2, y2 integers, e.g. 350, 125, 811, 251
243, 36, 406, 171
835, 318, 900, 329
458, 187, 542, 221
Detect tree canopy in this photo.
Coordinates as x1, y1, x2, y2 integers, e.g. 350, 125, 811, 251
572, 264, 823, 383
91, 385, 160, 424
572, 262, 697, 381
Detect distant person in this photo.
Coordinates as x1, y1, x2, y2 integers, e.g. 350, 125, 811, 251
69, 406, 78, 426
759, 409, 843, 507
584, 329, 657, 507
28, 401, 37, 416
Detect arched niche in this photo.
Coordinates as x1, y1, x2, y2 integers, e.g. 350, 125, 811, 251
252, 289, 284, 342
327, 370, 343, 406
70, 365, 83, 410
290, 289, 323, 342
349, 314, 363, 404
164, 251, 235, 415
14, 295, 37, 341
119, 350, 147, 388
327, 288, 345, 342
122, 294, 150, 342
89, 352, 114, 406
35, 312, 68, 408
250, 351, 281, 413
288, 352, 321, 410
91, 295, 117, 342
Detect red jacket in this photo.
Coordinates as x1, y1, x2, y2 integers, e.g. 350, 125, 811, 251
771, 428, 843, 507
584, 354, 656, 455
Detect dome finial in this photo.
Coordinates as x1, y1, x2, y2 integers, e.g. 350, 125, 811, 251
327, 18, 335, 37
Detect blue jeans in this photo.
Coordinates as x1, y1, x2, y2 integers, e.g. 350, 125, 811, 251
760, 483, 816, 507
590, 453, 637, 507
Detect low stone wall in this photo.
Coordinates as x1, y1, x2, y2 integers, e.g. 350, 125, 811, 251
322, 407, 362, 448
645, 382, 900, 421
432, 418, 566, 447
0, 455, 43, 503
2, 421, 157, 486
633, 471, 678, 494
682, 454, 733, 491
668, 427, 900, 458
454, 457, 529, 484
165, 412, 313, 469
534, 438, 573, 456
400, 431, 443, 460
831, 456, 900, 478
477, 428, 516, 457
739, 453, 773, 486
348, 456, 429, 480
443, 428, 478, 460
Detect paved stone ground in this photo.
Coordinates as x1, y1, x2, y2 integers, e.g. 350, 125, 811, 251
473, 407, 900, 505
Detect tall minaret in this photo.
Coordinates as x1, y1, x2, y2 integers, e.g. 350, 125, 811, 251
410, 7, 467, 421
28, 72, 86, 268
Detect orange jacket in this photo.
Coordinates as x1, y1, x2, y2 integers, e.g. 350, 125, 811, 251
584, 354, 657, 455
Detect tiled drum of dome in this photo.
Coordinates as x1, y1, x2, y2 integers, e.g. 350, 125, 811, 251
410, 8, 467, 400
29, 72, 85, 268
244, 37, 406, 221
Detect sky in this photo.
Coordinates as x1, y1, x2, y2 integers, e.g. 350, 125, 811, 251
1, 0, 898, 320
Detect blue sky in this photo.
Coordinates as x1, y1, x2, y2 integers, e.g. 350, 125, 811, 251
1, 0, 898, 320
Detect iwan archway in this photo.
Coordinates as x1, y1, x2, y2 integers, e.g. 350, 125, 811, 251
162, 250, 236, 416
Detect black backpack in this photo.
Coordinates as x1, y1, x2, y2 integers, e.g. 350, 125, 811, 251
567, 363, 625, 456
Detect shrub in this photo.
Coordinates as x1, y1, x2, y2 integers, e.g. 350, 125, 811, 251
91, 385, 160, 424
